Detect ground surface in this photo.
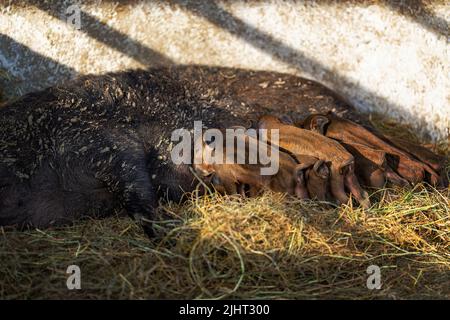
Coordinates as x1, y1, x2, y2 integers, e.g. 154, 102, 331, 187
0, 117, 449, 300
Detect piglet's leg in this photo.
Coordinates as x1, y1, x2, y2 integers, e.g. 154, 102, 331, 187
385, 166, 409, 187
343, 164, 371, 209
341, 142, 386, 188
329, 168, 350, 206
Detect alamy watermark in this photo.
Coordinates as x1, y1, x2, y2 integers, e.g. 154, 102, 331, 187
65, 2, 82, 30
366, 265, 382, 290
66, 265, 81, 290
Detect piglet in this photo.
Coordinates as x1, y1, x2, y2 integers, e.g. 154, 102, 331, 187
258, 115, 370, 208
193, 128, 311, 199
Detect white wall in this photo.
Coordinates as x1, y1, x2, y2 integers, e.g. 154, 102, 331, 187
0, 1, 448, 140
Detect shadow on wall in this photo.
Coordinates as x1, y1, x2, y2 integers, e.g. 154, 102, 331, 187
0, 0, 447, 139
17, 0, 447, 39
1, 0, 173, 100
0, 34, 77, 99
168, 0, 447, 141
29, 1, 174, 67
383, 0, 449, 39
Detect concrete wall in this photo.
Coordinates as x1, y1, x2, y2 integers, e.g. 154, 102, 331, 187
0, 0, 448, 141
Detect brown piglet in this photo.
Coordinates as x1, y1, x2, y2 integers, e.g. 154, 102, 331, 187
258, 115, 370, 208
193, 129, 311, 199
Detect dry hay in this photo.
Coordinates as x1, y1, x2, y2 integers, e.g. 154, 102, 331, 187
0, 115, 449, 299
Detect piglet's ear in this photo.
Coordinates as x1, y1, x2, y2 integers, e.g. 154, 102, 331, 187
193, 163, 215, 177
295, 162, 312, 172
308, 115, 329, 134
313, 160, 330, 179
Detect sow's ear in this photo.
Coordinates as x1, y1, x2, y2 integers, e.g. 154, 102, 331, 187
279, 114, 294, 125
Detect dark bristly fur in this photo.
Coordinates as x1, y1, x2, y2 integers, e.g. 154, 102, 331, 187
0, 69, 194, 230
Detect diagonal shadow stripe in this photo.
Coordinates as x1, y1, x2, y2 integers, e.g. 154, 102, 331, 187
31, 1, 174, 67
1, 0, 445, 138
0, 33, 78, 99
385, 0, 449, 39
172, 0, 429, 132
